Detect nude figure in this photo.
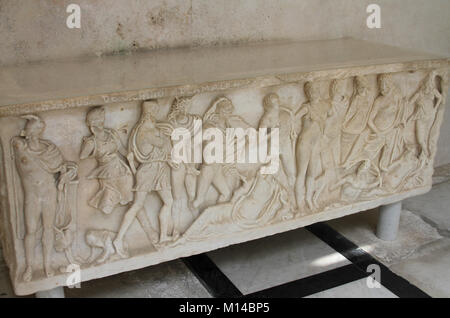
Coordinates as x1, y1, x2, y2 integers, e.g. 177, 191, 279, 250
295, 81, 331, 210
12, 115, 76, 282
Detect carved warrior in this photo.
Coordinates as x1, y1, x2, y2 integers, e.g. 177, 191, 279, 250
12, 115, 78, 282
114, 101, 177, 259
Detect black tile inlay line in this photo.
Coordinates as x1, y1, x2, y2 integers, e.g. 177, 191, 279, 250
182, 254, 243, 298
306, 222, 431, 298
245, 264, 368, 298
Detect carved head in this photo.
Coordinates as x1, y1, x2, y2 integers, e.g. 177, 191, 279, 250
354, 76, 369, 95
169, 97, 190, 114
215, 97, 234, 116
378, 74, 392, 96
142, 100, 159, 119
330, 79, 346, 99
86, 107, 105, 133
263, 93, 280, 111
424, 71, 437, 93
21, 115, 46, 138
304, 81, 320, 101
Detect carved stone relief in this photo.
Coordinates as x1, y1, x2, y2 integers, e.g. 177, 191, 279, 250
0, 65, 447, 295
11, 115, 78, 282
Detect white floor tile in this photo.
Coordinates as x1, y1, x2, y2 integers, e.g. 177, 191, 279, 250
404, 181, 450, 234
208, 228, 350, 295
390, 238, 450, 297
327, 209, 442, 266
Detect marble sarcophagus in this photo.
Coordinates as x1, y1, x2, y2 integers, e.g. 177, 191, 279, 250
0, 38, 448, 295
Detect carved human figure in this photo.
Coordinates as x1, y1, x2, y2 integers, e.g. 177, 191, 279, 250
259, 93, 298, 188
325, 79, 349, 167
80, 107, 133, 214
315, 79, 350, 204
175, 164, 293, 244
344, 74, 405, 171
295, 81, 331, 210
12, 115, 77, 282
408, 71, 443, 160
259, 93, 298, 210
167, 97, 201, 219
367, 74, 405, 171
330, 160, 381, 202
114, 101, 176, 258
382, 147, 422, 191
341, 76, 373, 166
193, 96, 251, 209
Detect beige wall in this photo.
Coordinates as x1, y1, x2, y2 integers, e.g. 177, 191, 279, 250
0, 0, 449, 164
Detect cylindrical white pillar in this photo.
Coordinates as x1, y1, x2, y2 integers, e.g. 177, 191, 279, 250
376, 201, 402, 241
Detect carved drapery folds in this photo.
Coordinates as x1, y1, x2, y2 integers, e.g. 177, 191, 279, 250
1, 68, 447, 292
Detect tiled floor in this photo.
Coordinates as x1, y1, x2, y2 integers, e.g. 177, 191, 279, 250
1, 176, 449, 298
207, 229, 350, 294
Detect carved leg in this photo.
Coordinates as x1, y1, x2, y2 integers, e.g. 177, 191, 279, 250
113, 192, 147, 258
136, 210, 159, 244
185, 164, 198, 202
23, 197, 40, 282
212, 170, 231, 203
35, 286, 65, 298
376, 201, 402, 241
193, 165, 215, 208
295, 143, 309, 207
416, 118, 433, 158
42, 195, 57, 278
280, 143, 296, 187
157, 189, 174, 243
